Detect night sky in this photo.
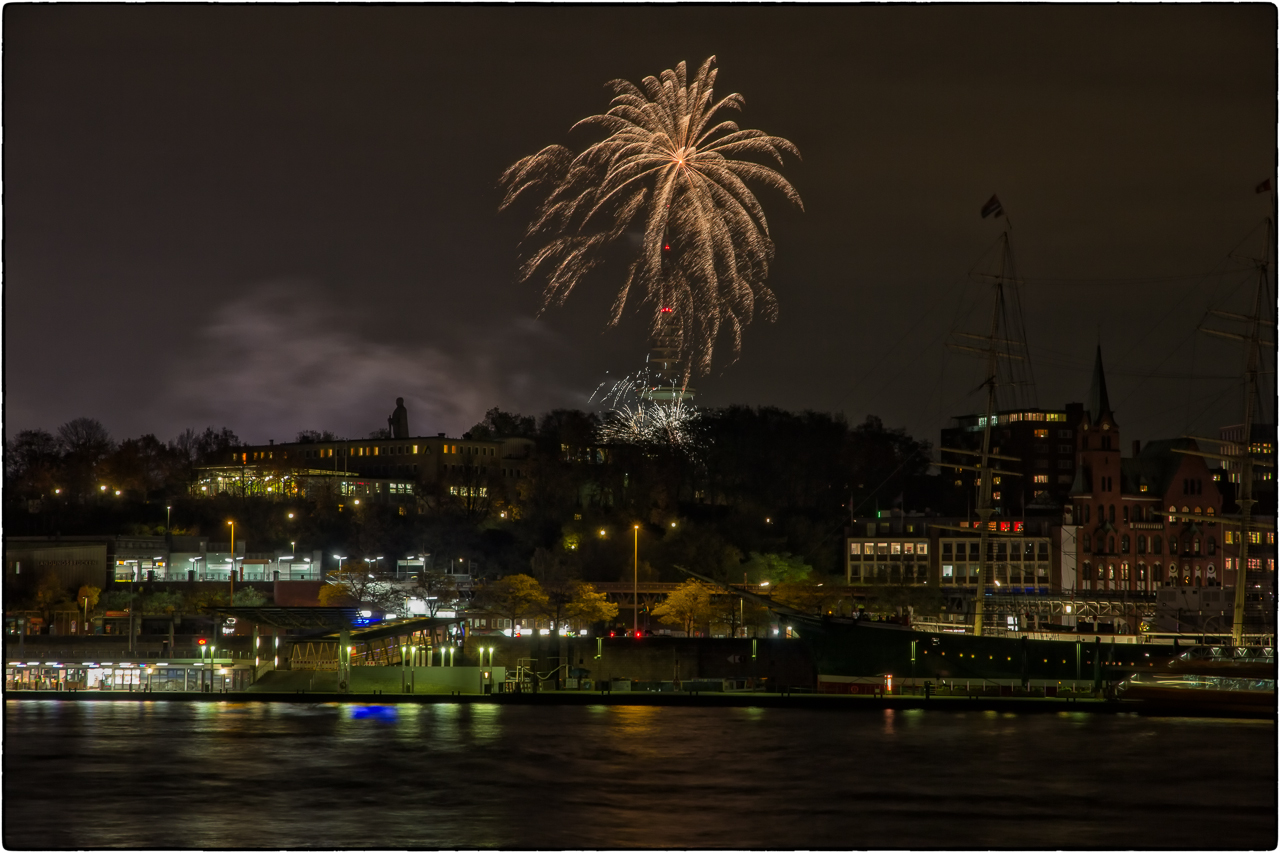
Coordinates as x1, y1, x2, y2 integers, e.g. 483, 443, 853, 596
6, 5, 1275, 449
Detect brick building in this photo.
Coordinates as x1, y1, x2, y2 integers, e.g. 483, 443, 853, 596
1067, 346, 1244, 593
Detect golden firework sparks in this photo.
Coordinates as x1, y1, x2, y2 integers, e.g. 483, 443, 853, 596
501, 56, 802, 380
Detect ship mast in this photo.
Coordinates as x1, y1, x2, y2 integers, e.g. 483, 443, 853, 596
943, 232, 1030, 637
1229, 246, 1267, 645
1171, 219, 1276, 645
1183, 220, 1276, 645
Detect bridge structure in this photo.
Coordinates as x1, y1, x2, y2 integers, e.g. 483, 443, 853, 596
592, 583, 1161, 618
980, 591, 1159, 620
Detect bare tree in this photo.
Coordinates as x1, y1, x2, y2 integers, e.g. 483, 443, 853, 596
415, 566, 459, 617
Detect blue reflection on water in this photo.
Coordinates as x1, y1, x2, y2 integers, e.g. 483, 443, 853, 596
348, 704, 398, 722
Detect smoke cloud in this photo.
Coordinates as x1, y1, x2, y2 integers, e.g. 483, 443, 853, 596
147, 281, 586, 443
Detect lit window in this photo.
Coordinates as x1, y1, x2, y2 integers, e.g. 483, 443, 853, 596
891, 542, 902, 555
850, 542, 861, 555
918, 543, 928, 555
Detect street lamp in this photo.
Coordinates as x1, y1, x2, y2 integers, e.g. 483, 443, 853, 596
166, 505, 172, 532
633, 524, 640, 636
226, 520, 236, 599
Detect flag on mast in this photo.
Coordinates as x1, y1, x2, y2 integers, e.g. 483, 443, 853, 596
1255, 179, 1271, 194
980, 194, 1004, 219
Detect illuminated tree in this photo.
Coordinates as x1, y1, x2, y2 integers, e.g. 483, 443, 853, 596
651, 579, 715, 636
564, 582, 618, 629
472, 574, 548, 630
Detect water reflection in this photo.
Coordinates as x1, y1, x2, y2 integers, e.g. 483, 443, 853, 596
468, 704, 501, 745
3, 701, 1274, 850
348, 705, 398, 722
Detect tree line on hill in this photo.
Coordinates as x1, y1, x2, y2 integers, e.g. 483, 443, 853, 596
5, 406, 942, 622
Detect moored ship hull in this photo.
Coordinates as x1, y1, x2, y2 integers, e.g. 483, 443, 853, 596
786, 616, 1168, 683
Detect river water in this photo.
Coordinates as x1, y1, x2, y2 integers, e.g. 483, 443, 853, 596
4, 700, 1275, 850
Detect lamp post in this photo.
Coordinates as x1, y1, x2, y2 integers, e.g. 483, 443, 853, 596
198, 641, 208, 692
633, 524, 640, 636
226, 520, 236, 601
166, 505, 172, 533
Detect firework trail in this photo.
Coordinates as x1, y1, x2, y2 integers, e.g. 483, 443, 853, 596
591, 363, 700, 451
500, 56, 802, 382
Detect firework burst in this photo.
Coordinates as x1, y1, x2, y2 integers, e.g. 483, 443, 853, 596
592, 365, 700, 452
501, 56, 802, 381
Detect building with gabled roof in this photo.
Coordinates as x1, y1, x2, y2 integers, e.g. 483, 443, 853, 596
1067, 346, 1242, 593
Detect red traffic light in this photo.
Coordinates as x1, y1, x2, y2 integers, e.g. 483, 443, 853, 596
197, 638, 207, 646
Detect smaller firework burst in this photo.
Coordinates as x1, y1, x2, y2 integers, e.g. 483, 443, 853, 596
592, 363, 700, 451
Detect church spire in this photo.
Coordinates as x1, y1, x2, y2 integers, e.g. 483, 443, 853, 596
1086, 344, 1113, 425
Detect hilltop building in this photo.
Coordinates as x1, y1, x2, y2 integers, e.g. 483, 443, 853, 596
192, 399, 535, 511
